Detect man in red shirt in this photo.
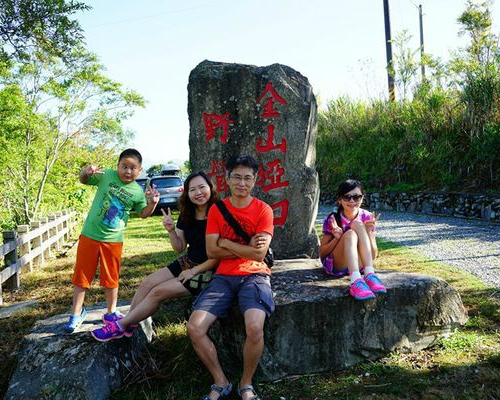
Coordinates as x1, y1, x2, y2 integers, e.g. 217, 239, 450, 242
187, 155, 274, 400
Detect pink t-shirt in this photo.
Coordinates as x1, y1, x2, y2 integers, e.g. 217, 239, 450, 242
321, 208, 375, 276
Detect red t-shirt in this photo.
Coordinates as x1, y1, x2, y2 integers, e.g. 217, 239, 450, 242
206, 197, 274, 276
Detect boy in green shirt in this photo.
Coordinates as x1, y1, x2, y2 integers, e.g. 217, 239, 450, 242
65, 148, 159, 333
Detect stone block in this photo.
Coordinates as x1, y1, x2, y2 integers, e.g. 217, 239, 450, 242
6, 304, 152, 400
0, 300, 38, 319
188, 60, 319, 259
209, 259, 468, 382
422, 202, 433, 214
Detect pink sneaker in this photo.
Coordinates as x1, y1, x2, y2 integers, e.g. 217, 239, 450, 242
364, 273, 387, 293
350, 278, 376, 300
102, 311, 138, 337
102, 311, 124, 323
91, 320, 126, 342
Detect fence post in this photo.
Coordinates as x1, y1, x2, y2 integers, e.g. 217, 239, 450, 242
3, 230, 20, 290
30, 220, 45, 267
62, 211, 69, 242
55, 212, 64, 249
48, 214, 60, 252
69, 210, 76, 236
40, 217, 51, 259
17, 224, 32, 272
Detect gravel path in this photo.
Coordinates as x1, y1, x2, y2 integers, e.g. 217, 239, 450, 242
317, 205, 500, 288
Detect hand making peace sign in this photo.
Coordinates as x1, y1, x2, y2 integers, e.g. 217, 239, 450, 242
329, 215, 343, 240
161, 207, 175, 232
364, 211, 381, 233
145, 184, 160, 204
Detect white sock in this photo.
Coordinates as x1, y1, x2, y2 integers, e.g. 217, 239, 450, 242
350, 270, 362, 283
116, 320, 124, 330
364, 266, 375, 276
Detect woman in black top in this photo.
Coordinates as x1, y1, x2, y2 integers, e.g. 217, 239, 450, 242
91, 171, 219, 341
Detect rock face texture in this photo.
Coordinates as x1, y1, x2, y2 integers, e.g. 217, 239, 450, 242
188, 60, 319, 258
208, 259, 468, 382
5, 304, 152, 400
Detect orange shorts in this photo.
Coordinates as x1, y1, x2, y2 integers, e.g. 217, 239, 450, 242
71, 235, 123, 289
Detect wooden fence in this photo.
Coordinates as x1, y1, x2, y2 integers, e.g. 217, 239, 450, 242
0, 211, 78, 305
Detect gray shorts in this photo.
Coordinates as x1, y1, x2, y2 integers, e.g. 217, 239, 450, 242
193, 274, 275, 318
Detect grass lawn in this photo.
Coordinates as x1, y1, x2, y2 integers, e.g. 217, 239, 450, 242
1, 213, 500, 399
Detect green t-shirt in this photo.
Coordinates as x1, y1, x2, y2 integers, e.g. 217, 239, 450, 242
81, 169, 147, 242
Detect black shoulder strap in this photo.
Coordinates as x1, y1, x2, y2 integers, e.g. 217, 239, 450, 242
215, 200, 251, 243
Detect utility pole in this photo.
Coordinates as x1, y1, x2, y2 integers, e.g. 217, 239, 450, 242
419, 4, 426, 81
383, 0, 395, 101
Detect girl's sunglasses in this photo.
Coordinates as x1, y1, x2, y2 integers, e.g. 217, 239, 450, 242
342, 194, 363, 202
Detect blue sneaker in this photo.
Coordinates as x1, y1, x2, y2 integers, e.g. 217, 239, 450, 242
64, 307, 88, 333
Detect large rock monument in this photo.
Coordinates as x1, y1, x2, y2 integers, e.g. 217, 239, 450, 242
209, 260, 468, 382
188, 60, 319, 258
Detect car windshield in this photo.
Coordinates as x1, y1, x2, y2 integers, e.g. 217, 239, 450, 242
135, 179, 147, 189
151, 177, 182, 189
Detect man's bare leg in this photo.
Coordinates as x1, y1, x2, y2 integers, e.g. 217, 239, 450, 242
239, 308, 266, 399
188, 310, 230, 400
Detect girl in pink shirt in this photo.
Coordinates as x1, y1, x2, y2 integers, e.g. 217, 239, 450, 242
320, 179, 386, 300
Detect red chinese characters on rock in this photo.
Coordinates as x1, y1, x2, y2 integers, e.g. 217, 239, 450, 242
255, 82, 290, 226
256, 82, 288, 119
207, 159, 227, 193
256, 125, 287, 154
271, 199, 289, 226
256, 159, 289, 192
203, 112, 235, 144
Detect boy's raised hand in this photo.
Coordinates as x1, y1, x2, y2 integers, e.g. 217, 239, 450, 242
161, 207, 175, 232
84, 165, 104, 176
364, 211, 381, 233
145, 184, 160, 204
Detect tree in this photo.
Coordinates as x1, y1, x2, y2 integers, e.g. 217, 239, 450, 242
390, 30, 420, 101
0, 1, 146, 226
0, 0, 90, 62
450, 0, 500, 137
4, 47, 145, 223
180, 160, 191, 178
449, 0, 500, 186
146, 164, 163, 177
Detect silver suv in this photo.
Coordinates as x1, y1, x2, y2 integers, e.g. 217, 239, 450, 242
149, 176, 183, 210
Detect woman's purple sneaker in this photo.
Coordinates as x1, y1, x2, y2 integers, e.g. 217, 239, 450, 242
91, 320, 125, 342
102, 310, 124, 323
102, 312, 138, 337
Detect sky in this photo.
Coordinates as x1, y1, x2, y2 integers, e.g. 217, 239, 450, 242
77, 0, 500, 168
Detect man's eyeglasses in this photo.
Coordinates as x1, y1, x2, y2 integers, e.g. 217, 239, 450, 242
229, 174, 255, 184
342, 194, 363, 202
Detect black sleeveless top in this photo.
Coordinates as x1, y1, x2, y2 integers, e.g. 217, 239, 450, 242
176, 218, 207, 264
